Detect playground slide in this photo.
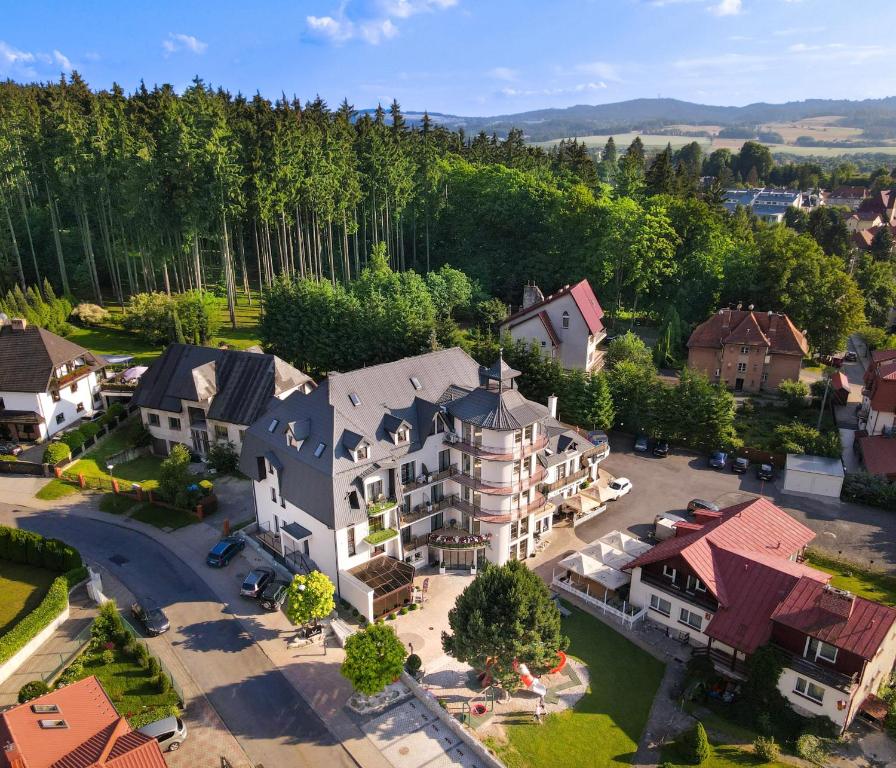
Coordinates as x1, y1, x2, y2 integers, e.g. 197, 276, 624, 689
517, 662, 547, 697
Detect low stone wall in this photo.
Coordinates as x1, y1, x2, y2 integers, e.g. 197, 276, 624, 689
0, 459, 46, 477
400, 670, 507, 768
0, 606, 71, 686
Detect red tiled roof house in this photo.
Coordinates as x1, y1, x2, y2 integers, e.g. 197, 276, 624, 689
624, 498, 896, 731
859, 350, 896, 436
686, 308, 809, 393
499, 280, 606, 372
0, 676, 167, 768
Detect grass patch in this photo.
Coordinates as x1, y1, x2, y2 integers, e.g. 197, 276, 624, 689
99, 493, 138, 515
491, 607, 665, 768
660, 740, 790, 767
35, 479, 80, 500
804, 549, 896, 606
0, 561, 58, 636
75, 647, 180, 725
735, 403, 836, 453
130, 503, 198, 530
70, 455, 165, 492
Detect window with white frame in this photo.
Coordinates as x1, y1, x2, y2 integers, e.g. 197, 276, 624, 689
168, 417, 181, 430
794, 677, 824, 704
737, 362, 747, 373
805, 636, 838, 664
740, 346, 750, 355
396, 426, 410, 443
76, 402, 85, 413
356, 444, 369, 461
148, 413, 160, 427
686, 575, 706, 593
561, 311, 570, 329
649, 594, 671, 616
347, 525, 357, 556
663, 564, 676, 581
679, 608, 702, 630
270, 487, 276, 502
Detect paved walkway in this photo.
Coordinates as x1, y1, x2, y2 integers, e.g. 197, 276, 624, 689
0, 586, 95, 706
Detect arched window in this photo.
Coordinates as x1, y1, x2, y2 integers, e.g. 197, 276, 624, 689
561, 310, 570, 329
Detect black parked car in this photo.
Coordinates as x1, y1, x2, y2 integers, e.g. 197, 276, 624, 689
241, 568, 276, 598
131, 600, 170, 636
634, 435, 650, 452
708, 450, 728, 469
653, 440, 670, 457
757, 463, 774, 481
206, 536, 245, 567
732, 456, 749, 474
259, 580, 289, 611
844, 350, 858, 362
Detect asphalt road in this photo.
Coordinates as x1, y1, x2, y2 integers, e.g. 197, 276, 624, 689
1, 503, 356, 768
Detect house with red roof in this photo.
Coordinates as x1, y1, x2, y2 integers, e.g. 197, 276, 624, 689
859, 350, 896, 436
624, 498, 896, 731
0, 676, 167, 768
499, 280, 606, 372
847, 189, 896, 234
686, 308, 809, 393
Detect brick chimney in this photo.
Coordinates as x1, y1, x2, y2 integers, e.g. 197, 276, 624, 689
819, 585, 855, 619
522, 283, 544, 309
720, 308, 730, 331
768, 312, 779, 337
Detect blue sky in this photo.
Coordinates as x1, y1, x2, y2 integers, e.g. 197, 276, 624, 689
1, 1, 892, 115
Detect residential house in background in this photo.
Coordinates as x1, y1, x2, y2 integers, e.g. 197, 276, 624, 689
826, 186, 868, 210
625, 498, 896, 732
858, 349, 896, 436
0, 315, 104, 443
846, 189, 896, 234
686, 307, 809, 392
500, 279, 607, 372
133, 343, 313, 458
722, 188, 803, 223
0, 675, 167, 768
239, 347, 608, 621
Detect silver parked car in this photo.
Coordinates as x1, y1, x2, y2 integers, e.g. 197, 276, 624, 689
138, 714, 188, 752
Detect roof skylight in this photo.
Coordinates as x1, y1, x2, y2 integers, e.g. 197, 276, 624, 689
349, 392, 361, 406
314, 442, 326, 458
267, 418, 279, 433
410, 376, 422, 390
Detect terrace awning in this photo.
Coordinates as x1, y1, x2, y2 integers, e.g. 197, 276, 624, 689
0, 409, 43, 425
348, 555, 414, 599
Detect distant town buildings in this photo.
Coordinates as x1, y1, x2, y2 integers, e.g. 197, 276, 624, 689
722, 188, 804, 223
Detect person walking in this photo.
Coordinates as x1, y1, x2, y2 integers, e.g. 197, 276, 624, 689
534, 698, 545, 724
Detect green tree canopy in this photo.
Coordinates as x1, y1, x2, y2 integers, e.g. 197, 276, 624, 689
285, 571, 335, 628
341, 623, 406, 696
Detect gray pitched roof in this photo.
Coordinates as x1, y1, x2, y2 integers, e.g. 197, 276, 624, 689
0, 325, 98, 393
133, 343, 312, 424
539, 418, 592, 467
239, 348, 484, 530
446, 386, 548, 431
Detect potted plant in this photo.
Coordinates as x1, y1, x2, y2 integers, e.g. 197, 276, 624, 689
438, 561, 446, 575
405, 653, 424, 681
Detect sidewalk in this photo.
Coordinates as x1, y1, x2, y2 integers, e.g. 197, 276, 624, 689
0, 586, 95, 707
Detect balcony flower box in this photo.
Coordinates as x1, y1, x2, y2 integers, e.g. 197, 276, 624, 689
364, 527, 398, 546
367, 498, 398, 517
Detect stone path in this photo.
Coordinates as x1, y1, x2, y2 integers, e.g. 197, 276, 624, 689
0, 585, 95, 706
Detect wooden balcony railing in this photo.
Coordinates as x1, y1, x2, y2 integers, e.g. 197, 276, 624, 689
445, 434, 548, 461
399, 494, 459, 528
540, 467, 590, 494
453, 466, 546, 495
401, 464, 457, 494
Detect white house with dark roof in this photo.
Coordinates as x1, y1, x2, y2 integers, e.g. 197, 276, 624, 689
132, 343, 313, 458
500, 279, 606, 372
239, 347, 608, 621
0, 316, 104, 443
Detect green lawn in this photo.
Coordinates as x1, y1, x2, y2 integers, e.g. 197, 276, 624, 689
489, 608, 665, 768
75, 647, 181, 726
804, 550, 896, 606
734, 403, 837, 453
129, 502, 198, 530
660, 741, 790, 768
0, 560, 59, 636
35, 479, 81, 500
99, 493, 139, 515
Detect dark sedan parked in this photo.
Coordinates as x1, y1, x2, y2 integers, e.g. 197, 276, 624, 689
708, 451, 728, 469
241, 568, 276, 598
757, 463, 774, 481
653, 440, 670, 457
131, 600, 170, 636
206, 536, 245, 567
634, 435, 650, 452
732, 456, 749, 474
259, 580, 289, 611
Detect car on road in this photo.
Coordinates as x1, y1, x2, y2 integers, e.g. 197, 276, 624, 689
606, 477, 633, 499
130, 599, 170, 636
0, 442, 22, 456
687, 499, 719, 514
844, 350, 858, 362
708, 450, 728, 469
138, 714, 188, 753
732, 456, 749, 474
241, 567, 276, 598
757, 463, 774, 481
206, 536, 245, 567
653, 440, 670, 457
259, 579, 289, 611
634, 435, 649, 452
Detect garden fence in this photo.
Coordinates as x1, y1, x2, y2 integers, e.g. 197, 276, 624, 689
120, 615, 185, 704
551, 577, 647, 630
38, 623, 93, 684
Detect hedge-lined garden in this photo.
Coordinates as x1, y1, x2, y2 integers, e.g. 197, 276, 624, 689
0, 526, 85, 667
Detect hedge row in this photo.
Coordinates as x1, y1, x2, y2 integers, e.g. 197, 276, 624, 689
842, 472, 896, 512
0, 526, 82, 572
0, 574, 69, 666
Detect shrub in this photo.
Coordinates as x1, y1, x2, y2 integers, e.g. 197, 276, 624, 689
71, 303, 109, 326
106, 402, 126, 420
101, 649, 115, 665
122, 638, 137, 657
92, 600, 124, 642
147, 656, 161, 676
17, 680, 50, 703
156, 672, 171, 694
408, 603, 418, 611
796, 733, 828, 765
399, 607, 408, 615
684, 722, 711, 765
135, 642, 151, 668
351, 608, 359, 617
129, 704, 181, 730
158, 444, 192, 507
60, 429, 85, 450
0, 454, 17, 462
405, 653, 422, 674
43, 442, 71, 465
773, 421, 841, 458
778, 378, 810, 413
79, 422, 101, 440
842, 472, 896, 511
386, 613, 395, 621
57, 656, 84, 686
207, 441, 239, 473
753, 736, 779, 762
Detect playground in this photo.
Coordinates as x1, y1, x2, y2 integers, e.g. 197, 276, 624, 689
395, 572, 664, 768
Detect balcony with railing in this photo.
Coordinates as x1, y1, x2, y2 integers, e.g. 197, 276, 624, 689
453, 493, 552, 523
52, 363, 95, 390
429, 528, 492, 550
640, 571, 719, 613
444, 434, 548, 461
401, 464, 458, 494
772, 645, 858, 691
398, 494, 460, 528
453, 466, 546, 496
367, 497, 399, 518
540, 466, 591, 494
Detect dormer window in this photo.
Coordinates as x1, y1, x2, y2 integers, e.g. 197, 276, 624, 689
805, 636, 838, 664
396, 426, 410, 444
356, 444, 369, 461
561, 311, 570, 329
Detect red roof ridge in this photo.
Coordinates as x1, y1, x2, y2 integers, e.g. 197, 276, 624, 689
502, 279, 604, 337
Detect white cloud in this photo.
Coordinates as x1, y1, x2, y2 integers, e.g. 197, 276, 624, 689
488, 66, 517, 81
0, 41, 75, 77
0, 41, 35, 66
501, 81, 607, 98
162, 33, 208, 55
574, 60, 621, 81
709, 0, 741, 16
307, 0, 456, 45
53, 50, 72, 71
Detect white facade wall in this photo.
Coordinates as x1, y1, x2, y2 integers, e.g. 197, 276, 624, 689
1, 371, 101, 441
865, 405, 895, 436
629, 568, 713, 645
777, 667, 850, 728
